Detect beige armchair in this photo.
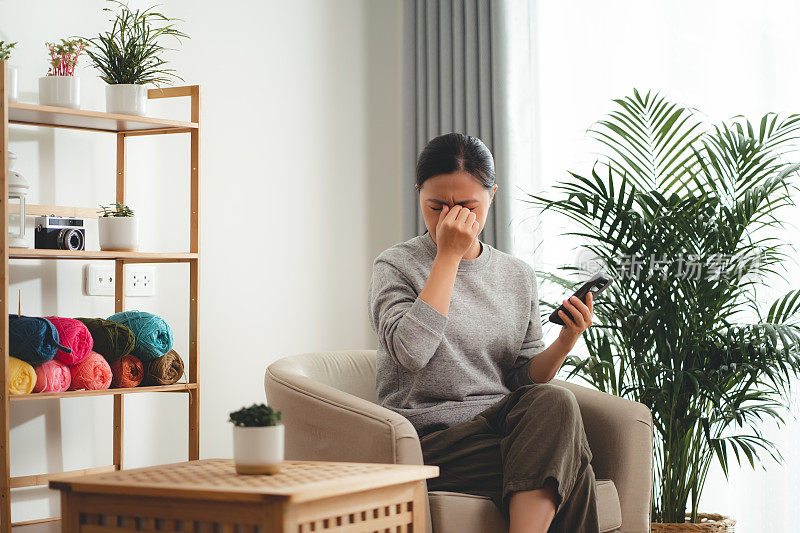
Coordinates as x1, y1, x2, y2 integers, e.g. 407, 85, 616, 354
265, 350, 652, 533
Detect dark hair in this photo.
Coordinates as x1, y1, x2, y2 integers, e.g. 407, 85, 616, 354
415, 133, 495, 190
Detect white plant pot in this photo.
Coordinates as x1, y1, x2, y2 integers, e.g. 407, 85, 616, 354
98, 216, 139, 252
8, 66, 18, 103
39, 76, 80, 109
106, 84, 148, 116
233, 425, 284, 475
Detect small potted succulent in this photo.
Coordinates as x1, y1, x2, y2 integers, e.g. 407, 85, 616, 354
39, 39, 87, 109
229, 403, 284, 475
0, 41, 18, 103
83, 0, 188, 116
98, 202, 138, 251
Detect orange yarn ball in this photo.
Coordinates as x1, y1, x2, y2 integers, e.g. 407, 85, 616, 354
68, 351, 112, 391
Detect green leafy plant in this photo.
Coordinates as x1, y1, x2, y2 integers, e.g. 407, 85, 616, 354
98, 202, 134, 217
46, 39, 88, 76
0, 41, 17, 61
82, 0, 188, 86
229, 404, 282, 427
530, 89, 800, 524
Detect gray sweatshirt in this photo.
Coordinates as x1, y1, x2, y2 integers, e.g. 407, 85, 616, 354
369, 231, 545, 437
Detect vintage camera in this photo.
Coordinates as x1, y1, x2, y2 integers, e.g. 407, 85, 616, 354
34, 216, 86, 251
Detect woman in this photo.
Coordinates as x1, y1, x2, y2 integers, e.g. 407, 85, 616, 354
368, 133, 599, 533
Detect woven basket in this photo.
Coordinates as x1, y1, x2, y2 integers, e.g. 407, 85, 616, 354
651, 513, 735, 532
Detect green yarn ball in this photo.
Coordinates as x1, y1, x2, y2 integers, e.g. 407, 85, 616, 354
76, 318, 136, 362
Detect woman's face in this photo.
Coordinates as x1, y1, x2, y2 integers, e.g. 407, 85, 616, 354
417, 170, 497, 243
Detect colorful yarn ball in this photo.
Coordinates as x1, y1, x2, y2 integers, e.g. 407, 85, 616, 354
9, 357, 37, 395
76, 318, 135, 362
144, 349, 185, 386
68, 351, 112, 391
33, 359, 71, 393
107, 311, 174, 362
110, 355, 144, 388
45, 317, 93, 366
9, 315, 70, 365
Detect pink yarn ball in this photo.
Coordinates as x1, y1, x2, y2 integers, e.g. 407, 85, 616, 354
33, 359, 71, 393
45, 317, 93, 365
68, 351, 112, 391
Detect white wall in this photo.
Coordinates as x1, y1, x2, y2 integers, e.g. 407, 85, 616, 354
1, 0, 402, 522
527, 1, 800, 531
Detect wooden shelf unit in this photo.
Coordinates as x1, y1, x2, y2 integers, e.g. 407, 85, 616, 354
0, 60, 201, 530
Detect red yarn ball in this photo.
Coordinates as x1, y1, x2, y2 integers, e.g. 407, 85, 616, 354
68, 351, 112, 391
110, 355, 144, 388
45, 317, 93, 365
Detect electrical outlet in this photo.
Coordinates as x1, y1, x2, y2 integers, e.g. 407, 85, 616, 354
85, 264, 115, 296
126, 266, 156, 297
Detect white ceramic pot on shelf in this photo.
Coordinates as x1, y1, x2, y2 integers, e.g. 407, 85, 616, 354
106, 84, 147, 116
8, 66, 18, 103
232, 425, 284, 475
38, 75, 80, 108
98, 216, 139, 252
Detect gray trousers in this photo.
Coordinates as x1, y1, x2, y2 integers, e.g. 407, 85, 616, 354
420, 383, 600, 532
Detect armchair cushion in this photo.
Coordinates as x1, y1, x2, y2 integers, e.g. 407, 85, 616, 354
429, 480, 621, 533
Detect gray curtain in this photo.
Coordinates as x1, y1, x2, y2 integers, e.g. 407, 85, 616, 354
402, 0, 528, 253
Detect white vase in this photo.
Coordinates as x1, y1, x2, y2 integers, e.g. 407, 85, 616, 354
232, 425, 284, 475
39, 76, 80, 109
8, 66, 18, 103
106, 84, 148, 116
98, 216, 139, 252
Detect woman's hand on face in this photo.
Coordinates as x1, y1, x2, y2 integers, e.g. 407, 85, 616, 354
435, 204, 480, 260
557, 292, 593, 345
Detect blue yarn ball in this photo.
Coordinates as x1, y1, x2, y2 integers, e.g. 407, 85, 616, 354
107, 311, 174, 362
9, 315, 71, 365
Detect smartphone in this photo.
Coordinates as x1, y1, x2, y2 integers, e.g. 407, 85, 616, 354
548, 271, 613, 325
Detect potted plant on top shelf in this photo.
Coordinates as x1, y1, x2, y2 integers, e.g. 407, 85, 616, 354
229, 403, 284, 475
1, 41, 18, 103
83, 0, 189, 117
39, 39, 87, 109
98, 202, 138, 252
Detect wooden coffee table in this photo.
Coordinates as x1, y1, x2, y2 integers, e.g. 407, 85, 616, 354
49, 458, 439, 532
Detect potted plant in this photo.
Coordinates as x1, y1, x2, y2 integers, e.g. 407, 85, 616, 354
39, 39, 87, 109
531, 90, 800, 530
83, 0, 188, 116
229, 403, 284, 475
98, 202, 138, 251
0, 41, 18, 103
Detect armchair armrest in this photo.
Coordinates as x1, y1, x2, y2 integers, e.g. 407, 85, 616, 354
552, 379, 653, 533
265, 365, 424, 466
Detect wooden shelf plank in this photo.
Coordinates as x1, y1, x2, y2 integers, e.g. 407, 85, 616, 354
10, 383, 197, 402
9, 204, 100, 219
11, 465, 116, 489
12, 518, 60, 533
9, 102, 197, 134
9, 248, 197, 262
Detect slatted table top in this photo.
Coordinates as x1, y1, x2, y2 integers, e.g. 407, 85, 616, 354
49, 459, 439, 504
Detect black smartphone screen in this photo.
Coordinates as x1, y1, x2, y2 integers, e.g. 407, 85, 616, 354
548, 272, 613, 325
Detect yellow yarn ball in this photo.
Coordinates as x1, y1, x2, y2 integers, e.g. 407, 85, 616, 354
9, 357, 37, 395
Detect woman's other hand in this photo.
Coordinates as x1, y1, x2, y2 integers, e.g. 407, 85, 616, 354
557, 292, 594, 346
435, 204, 480, 260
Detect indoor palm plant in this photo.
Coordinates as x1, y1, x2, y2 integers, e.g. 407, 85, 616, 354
531, 90, 800, 530
83, 0, 188, 116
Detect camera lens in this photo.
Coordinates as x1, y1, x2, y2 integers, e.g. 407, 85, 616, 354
57, 228, 84, 251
